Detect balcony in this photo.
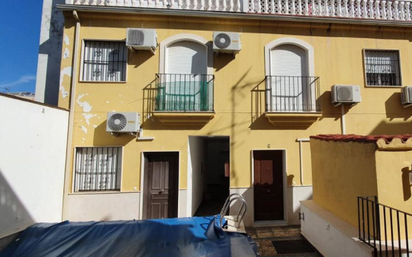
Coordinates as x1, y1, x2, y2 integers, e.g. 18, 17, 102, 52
144, 73, 215, 126
65, 0, 412, 23
252, 75, 322, 128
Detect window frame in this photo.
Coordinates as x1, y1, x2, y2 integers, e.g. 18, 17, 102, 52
79, 39, 128, 83
363, 49, 402, 88
72, 146, 124, 193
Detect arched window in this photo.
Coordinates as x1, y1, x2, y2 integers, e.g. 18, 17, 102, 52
265, 38, 316, 112
158, 34, 213, 111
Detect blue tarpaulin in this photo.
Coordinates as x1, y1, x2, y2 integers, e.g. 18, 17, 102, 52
0, 215, 258, 257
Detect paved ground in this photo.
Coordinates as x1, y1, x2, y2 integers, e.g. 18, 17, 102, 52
245, 226, 323, 257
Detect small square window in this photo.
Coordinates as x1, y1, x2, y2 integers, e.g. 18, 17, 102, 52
74, 147, 122, 192
82, 41, 127, 82
364, 50, 401, 86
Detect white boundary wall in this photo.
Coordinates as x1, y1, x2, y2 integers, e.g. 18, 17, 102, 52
0, 94, 68, 238
301, 200, 374, 257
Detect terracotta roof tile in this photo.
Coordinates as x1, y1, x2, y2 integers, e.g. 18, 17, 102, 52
310, 134, 412, 144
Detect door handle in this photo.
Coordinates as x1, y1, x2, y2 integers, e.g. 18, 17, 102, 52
159, 189, 165, 194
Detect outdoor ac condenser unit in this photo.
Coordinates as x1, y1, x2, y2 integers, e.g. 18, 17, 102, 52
106, 112, 140, 133
401, 86, 412, 107
331, 85, 361, 106
126, 28, 157, 52
213, 32, 241, 53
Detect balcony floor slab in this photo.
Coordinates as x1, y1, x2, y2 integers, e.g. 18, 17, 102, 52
265, 112, 322, 128
152, 112, 215, 126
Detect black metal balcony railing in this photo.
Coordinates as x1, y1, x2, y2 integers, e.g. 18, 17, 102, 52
154, 73, 214, 112
358, 196, 411, 257
265, 75, 320, 112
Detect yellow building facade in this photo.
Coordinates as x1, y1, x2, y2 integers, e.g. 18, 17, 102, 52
58, 2, 412, 226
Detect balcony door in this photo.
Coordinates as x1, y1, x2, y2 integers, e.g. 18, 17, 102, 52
160, 41, 209, 111
269, 44, 313, 112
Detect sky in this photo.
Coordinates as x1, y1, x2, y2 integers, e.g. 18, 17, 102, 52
0, 1, 43, 93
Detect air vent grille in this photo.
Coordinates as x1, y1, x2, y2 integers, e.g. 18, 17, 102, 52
108, 113, 127, 131
214, 33, 231, 49
127, 30, 144, 46
337, 86, 353, 101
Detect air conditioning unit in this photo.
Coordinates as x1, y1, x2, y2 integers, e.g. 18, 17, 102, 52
126, 28, 157, 52
213, 32, 241, 53
106, 112, 140, 133
331, 85, 361, 106
401, 86, 412, 107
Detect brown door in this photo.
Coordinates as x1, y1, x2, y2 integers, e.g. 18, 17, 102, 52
253, 150, 284, 221
144, 153, 178, 219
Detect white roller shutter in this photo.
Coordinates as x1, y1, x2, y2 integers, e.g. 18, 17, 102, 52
166, 41, 207, 74
271, 44, 307, 76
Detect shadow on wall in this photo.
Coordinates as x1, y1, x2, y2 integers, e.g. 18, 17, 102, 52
385, 92, 412, 121
130, 49, 154, 69
287, 175, 313, 225
369, 120, 412, 135
93, 120, 136, 145
229, 188, 253, 226
0, 169, 35, 239
214, 53, 236, 71
249, 83, 340, 130
401, 166, 412, 201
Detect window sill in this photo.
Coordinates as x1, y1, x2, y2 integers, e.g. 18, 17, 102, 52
68, 191, 139, 195
79, 80, 127, 84
265, 112, 322, 128
366, 85, 402, 88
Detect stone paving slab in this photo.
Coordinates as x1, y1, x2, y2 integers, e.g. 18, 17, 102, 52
246, 226, 323, 257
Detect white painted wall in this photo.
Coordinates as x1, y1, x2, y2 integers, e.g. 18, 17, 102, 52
65, 193, 140, 221
188, 137, 207, 215
230, 187, 253, 226
287, 185, 313, 225
301, 200, 374, 257
0, 94, 68, 238
178, 189, 188, 217
35, 0, 65, 105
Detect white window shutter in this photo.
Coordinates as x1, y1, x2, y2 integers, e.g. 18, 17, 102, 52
166, 41, 207, 74
270, 44, 307, 76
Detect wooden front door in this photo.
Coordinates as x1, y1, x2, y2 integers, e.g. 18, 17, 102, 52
144, 153, 178, 219
254, 150, 284, 221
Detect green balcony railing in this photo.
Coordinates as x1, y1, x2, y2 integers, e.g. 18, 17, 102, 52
155, 73, 214, 112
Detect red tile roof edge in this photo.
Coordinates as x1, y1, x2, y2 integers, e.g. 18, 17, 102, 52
310, 134, 412, 144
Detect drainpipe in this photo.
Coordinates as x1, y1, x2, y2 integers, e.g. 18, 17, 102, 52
62, 10, 81, 221
296, 138, 310, 186
341, 104, 346, 135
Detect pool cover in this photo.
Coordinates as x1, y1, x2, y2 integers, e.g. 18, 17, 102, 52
0, 215, 258, 257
